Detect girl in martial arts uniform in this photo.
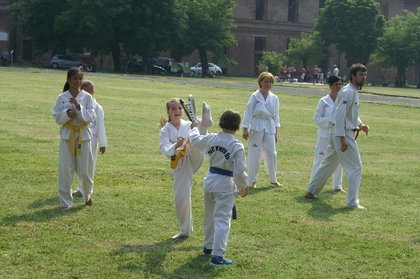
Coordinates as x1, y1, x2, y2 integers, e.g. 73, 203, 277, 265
52, 67, 96, 208
188, 109, 249, 266
159, 98, 212, 239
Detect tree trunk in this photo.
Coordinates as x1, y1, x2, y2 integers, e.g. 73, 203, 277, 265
198, 47, 210, 77
110, 44, 121, 72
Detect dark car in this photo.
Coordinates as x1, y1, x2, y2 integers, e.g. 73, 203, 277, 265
125, 58, 166, 75
151, 57, 174, 72
49, 55, 82, 69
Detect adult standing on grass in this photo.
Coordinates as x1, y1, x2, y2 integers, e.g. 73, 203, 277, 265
242, 71, 282, 189
309, 75, 345, 193
188, 109, 249, 266
52, 67, 96, 208
74, 80, 107, 197
159, 97, 213, 239
305, 63, 369, 209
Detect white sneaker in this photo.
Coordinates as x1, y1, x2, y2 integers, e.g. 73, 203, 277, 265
201, 102, 213, 127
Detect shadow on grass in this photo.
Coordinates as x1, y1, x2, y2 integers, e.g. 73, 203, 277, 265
28, 196, 57, 209
296, 193, 353, 221
1, 203, 84, 225
115, 239, 222, 278
248, 184, 280, 196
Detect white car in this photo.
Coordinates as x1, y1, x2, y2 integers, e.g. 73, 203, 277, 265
190, 63, 222, 77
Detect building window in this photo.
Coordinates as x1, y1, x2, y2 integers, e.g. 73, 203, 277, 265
288, 0, 298, 23
380, 2, 389, 19
254, 37, 266, 72
256, 0, 266, 20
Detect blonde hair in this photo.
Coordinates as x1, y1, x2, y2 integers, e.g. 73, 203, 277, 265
257, 71, 275, 88
160, 98, 181, 127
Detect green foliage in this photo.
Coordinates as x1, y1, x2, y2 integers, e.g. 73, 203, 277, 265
174, 0, 237, 74
259, 51, 282, 75
286, 32, 325, 69
0, 67, 419, 278
316, 0, 385, 66
372, 8, 420, 86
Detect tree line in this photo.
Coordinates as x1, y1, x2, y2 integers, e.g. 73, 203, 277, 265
13, 0, 236, 75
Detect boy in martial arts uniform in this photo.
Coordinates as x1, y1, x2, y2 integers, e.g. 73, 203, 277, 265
189, 109, 249, 266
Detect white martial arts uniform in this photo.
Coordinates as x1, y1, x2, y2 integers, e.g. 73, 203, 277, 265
306, 82, 363, 207
242, 90, 280, 184
52, 90, 96, 207
160, 119, 204, 236
310, 95, 343, 190
77, 99, 107, 194
188, 127, 248, 257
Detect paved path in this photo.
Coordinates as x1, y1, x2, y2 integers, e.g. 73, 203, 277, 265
136, 76, 420, 107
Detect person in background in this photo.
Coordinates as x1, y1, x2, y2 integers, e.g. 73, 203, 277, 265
309, 75, 344, 193
188, 109, 249, 266
52, 67, 96, 208
305, 64, 369, 209
242, 72, 282, 189
160, 97, 213, 239
332, 64, 340, 77
74, 80, 107, 197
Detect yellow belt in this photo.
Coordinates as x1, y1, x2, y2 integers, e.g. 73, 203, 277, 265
63, 123, 88, 155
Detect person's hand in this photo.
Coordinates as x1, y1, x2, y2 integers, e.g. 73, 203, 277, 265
99, 147, 106, 154
69, 97, 81, 110
66, 109, 77, 118
175, 138, 185, 149
340, 136, 348, 152
360, 123, 369, 135
242, 128, 249, 141
240, 187, 249, 198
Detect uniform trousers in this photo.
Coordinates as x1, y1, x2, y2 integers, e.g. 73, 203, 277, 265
306, 129, 362, 207
310, 136, 343, 190
172, 145, 204, 235
77, 136, 98, 194
203, 190, 235, 257
247, 130, 277, 184
58, 136, 94, 207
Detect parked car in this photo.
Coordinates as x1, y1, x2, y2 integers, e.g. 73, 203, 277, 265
125, 58, 166, 75
151, 57, 174, 73
49, 55, 82, 69
190, 63, 223, 77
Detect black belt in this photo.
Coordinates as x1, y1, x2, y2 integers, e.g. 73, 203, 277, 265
209, 167, 233, 177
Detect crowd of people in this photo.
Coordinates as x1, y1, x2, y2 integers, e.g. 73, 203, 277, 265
51, 63, 369, 266
278, 63, 341, 84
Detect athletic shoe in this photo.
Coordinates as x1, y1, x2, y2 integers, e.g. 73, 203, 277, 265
203, 246, 212, 255
271, 181, 283, 187
334, 188, 346, 193
171, 233, 189, 239
304, 192, 316, 199
201, 103, 213, 127
211, 256, 233, 266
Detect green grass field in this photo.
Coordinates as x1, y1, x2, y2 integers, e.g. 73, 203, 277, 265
0, 67, 419, 278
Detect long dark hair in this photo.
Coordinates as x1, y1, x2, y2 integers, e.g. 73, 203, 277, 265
62, 67, 83, 92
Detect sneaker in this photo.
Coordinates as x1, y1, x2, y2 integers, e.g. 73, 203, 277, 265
171, 233, 189, 240
334, 188, 346, 193
271, 181, 283, 187
203, 246, 212, 255
304, 192, 316, 199
211, 256, 233, 266
201, 103, 213, 127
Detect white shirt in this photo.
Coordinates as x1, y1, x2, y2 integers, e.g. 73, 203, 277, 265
314, 95, 335, 138
160, 119, 191, 159
332, 83, 362, 137
188, 127, 248, 192
333, 67, 339, 77
52, 90, 96, 141
242, 90, 280, 134
91, 100, 107, 148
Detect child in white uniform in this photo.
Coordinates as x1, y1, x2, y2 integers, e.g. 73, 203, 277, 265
309, 76, 344, 192
160, 98, 213, 239
52, 68, 96, 208
75, 80, 107, 196
189, 110, 249, 266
